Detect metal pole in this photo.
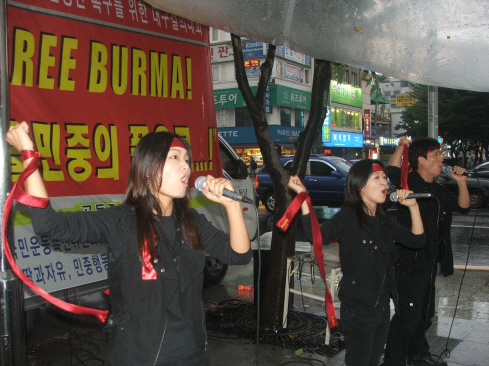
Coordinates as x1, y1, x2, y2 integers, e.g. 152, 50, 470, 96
0, 0, 27, 364
428, 86, 438, 139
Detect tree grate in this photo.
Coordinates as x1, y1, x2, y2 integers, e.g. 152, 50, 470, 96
206, 300, 345, 357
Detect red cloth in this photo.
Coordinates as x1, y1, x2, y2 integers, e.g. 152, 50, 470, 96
142, 228, 157, 280
277, 191, 338, 329
399, 144, 409, 190
170, 138, 186, 149
2, 152, 109, 322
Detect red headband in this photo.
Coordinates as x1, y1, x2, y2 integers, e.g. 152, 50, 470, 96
372, 164, 384, 173
170, 138, 186, 149
416, 148, 438, 162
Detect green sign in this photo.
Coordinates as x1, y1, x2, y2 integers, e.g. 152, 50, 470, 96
214, 86, 257, 109
271, 84, 311, 110
330, 80, 362, 108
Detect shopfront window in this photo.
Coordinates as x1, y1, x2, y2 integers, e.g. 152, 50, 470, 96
295, 110, 304, 127
235, 107, 253, 127
330, 107, 361, 131
280, 107, 291, 126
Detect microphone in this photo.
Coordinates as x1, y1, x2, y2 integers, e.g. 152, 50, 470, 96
194, 176, 254, 204
390, 192, 432, 202
442, 165, 468, 177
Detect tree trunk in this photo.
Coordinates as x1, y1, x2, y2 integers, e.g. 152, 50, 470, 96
231, 33, 332, 329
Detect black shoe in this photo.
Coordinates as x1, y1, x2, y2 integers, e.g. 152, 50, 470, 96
408, 354, 447, 366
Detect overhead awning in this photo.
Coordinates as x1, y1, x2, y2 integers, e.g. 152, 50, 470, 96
146, 0, 489, 92
370, 93, 391, 104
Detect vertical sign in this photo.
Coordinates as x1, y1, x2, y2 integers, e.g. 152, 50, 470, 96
322, 108, 331, 143
363, 109, 371, 137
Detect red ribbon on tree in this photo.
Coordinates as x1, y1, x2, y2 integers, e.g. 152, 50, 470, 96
276, 191, 338, 329
2, 152, 108, 322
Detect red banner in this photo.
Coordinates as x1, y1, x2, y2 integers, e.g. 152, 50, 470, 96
8, 1, 221, 197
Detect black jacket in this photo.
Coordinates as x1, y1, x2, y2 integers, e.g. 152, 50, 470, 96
29, 203, 251, 365
386, 166, 470, 276
302, 207, 425, 311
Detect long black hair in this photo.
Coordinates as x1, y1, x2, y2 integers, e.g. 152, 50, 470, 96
124, 131, 202, 267
343, 159, 388, 230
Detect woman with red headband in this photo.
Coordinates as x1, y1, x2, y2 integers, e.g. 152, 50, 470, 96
6, 122, 250, 366
288, 159, 424, 366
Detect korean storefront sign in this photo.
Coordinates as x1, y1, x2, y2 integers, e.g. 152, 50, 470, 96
277, 44, 312, 67
364, 109, 371, 137
390, 93, 417, 107
330, 80, 363, 108
322, 131, 363, 147
323, 108, 332, 143
379, 136, 399, 146
270, 84, 311, 110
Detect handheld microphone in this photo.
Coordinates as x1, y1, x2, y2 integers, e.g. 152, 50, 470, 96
442, 165, 468, 177
195, 176, 254, 204
390, 192, 432, 202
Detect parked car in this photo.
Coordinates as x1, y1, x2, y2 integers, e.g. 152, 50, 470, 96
468, 161, 489, 180
438, 169, 489, 208
255, 155, 352, 212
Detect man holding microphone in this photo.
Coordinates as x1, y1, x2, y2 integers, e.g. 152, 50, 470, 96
383, 137, 470, 366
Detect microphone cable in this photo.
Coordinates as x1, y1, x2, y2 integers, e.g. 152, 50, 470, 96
438, 175, 480, 361
252, 203, 262, 366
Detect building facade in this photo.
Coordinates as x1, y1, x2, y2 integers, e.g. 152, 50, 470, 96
211, 29, 371, 163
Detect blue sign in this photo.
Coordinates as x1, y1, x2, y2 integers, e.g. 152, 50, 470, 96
242, 41, 268, 59
218, 126, 303, 145
322, 108, 331, 143
379, 136, 399, 146
276, 45, 312, 67
322, 131, 363, 148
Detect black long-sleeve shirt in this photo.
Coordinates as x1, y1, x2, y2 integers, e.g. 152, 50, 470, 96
302, 206, 425, 311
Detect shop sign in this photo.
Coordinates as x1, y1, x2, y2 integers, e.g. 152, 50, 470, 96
210, 44, 233, 63
323, 131, 363, 147
364, 109, 371, 137
364, 138, 375, 147
277, 44, 312, 67
242, 40, 268, 58
217, 126, 303, 144
284, 63, 303, 82
323, 108, 332, 143
214, 86, 258, 109
390, 93, 417, 107
330, 80, 363, 108
245, 65, 261, 78
270, 125, 303, 143
379, 136, 399, 146
265, 82, 272, 113
270, 84, 311, 110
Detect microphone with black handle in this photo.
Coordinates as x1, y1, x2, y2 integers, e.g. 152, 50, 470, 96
195, 176, 254, 204
389, 192, 432, 202
442, 165, 468, 177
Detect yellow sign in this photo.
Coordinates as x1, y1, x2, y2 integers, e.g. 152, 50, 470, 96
391, 94, 417, 107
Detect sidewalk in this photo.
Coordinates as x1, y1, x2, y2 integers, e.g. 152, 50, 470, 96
26, 260, 489, 365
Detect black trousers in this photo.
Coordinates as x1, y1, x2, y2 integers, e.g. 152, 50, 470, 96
383, 262, 436, 365
340, 301, 391, 366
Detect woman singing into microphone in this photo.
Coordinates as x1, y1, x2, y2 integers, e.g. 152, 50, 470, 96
288, 159, 424, 366
7, 123, 250, 366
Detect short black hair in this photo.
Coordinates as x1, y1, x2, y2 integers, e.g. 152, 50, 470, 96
408, 137, 440, 171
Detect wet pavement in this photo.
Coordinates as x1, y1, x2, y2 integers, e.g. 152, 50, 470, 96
25, 207, 489, 365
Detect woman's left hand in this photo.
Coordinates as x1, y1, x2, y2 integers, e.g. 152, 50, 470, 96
396, 189, 418, 207
200, 175, 238, 205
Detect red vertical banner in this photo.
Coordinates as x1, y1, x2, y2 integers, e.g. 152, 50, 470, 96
363, 109, 371, 138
